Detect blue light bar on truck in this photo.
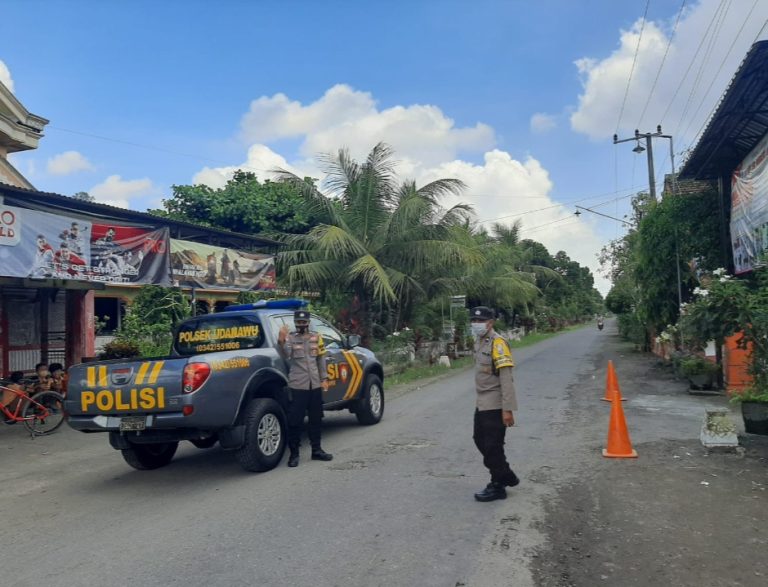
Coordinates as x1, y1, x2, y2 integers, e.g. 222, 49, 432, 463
222, 299, 309, 312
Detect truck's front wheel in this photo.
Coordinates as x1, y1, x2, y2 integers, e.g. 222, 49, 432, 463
355, 375, 384, 425
235, 398, 286, 472
121, 442, 179, 470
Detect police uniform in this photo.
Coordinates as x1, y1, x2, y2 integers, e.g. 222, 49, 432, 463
278, 310, 333, 466
471, 306, 520, 502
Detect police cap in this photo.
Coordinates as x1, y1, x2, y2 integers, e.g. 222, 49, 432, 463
294, 310, 310, 322
470, 306, 495, 321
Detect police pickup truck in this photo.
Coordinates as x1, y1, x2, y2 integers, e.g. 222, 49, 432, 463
64, 300, 384, 472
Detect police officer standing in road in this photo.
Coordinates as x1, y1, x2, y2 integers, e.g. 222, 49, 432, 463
470, 306, 520, 502
278, 310, 334, 467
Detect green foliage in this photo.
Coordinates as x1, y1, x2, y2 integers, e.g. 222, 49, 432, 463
602, 188, 725, 346
111, 286, 192, 358
730, 387, 768, 403
605, 279, 634, 314
617, 312, 646, 347
634, 189, 724, 331
678, 356, 720, 377
275, 143, 482, 339
681, 269, 768, 392
99, 340, 141, 360
151, 170, 316, 235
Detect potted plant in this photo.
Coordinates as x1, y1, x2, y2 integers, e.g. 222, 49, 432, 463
730, 387, 768, 435
678, 356, 720, 390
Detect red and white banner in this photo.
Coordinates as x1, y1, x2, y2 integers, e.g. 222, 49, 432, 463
732, 132, 768, 274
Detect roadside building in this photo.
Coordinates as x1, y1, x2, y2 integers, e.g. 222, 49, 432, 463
678, 38, 768, 391
678, 39, 768, 274
0, 79, 279, 377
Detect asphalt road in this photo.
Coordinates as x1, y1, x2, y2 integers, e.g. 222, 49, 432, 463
2, 326, 607, 587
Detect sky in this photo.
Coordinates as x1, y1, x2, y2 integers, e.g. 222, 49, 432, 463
2, 0, 767, 295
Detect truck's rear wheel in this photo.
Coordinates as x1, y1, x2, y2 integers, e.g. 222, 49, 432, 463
235, 398, 286, 472
121, 442, 179, 470
355, 375, 384, 425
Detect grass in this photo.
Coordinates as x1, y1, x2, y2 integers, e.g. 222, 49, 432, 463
386, 356, 473, 386
384, 323, 587, 386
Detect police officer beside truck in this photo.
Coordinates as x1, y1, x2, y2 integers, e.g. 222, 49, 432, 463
277, 310, 334, 467
470, 306, 520, 502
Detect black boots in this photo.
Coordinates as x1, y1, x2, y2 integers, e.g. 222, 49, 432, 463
474, 482, 507, 502
287, 448, 333, 467
474, 474, 520, 502
311, 448, 333, 461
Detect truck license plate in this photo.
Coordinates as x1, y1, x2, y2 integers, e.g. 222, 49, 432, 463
119, 416, 146, 431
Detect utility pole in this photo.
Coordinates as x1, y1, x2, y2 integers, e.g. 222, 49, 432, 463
613, 126, 675, 200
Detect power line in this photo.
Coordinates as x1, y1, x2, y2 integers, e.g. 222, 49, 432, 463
676, 0, 731, 136
47, 125, 274, 175
637, 0, 687, 127
477, 188, 638, 224
616, 0, 651, 133
660, 0, 728, 124
679, 0, 762, 146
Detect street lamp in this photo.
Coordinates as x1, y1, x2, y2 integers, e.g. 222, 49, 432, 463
574, 205, 632, 226
613, 125, 676, 200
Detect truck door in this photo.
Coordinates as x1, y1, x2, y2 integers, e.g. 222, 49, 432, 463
310, 317, 354, 404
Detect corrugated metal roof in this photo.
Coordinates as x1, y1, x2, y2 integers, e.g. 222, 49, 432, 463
679, 40, 768, 180
0, 181, 281, 249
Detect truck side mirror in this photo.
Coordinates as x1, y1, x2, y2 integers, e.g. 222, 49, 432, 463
347, 334, 361, 348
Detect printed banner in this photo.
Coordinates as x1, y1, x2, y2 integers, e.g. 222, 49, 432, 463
732, 132, 768, 274
88, 224, 171, 285
170, 239, 276, 291
0, 204, 92, 280
0, 206, 171, 285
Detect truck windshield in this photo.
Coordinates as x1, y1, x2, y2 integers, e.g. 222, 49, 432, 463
175, 315, 264, 355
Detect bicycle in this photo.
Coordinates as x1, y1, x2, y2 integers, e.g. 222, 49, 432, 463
1, 385, 66, 436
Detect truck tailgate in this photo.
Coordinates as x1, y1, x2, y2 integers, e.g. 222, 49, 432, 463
65, 358, 186, 416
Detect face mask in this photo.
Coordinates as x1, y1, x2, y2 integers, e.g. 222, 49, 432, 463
470, 323, 489, 338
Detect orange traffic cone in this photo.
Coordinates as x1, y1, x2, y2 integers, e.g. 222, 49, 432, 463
602, 360, 627, 402
602, 390, 638, 458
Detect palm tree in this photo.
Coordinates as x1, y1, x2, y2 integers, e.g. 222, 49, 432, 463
275, 143, 484, 339
462, 220, 560, 318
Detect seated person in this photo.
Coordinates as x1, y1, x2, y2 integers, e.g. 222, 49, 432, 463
49, 363, 66, 394
31, 363, 52, 395
2, 371, 27, 419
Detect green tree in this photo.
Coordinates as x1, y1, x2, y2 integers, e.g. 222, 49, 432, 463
275, 143, 483, 340
462, 221, 549, 319
634, 188, 724, 332
111, 286, 192, 357
151, 170, 316, 234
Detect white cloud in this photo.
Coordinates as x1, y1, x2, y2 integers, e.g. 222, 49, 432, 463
192, 144, 306, 188
89, 175, 157, 209
46, 151, 94, 176
530, 113, 557, 133
419, 150, 609, 293
0, 59, 14, 93
239, 84, 495, 171
196, 85, 610, 293
570, 0, 768, 144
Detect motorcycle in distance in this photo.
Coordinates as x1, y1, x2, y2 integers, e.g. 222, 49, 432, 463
597, 317, 604, 331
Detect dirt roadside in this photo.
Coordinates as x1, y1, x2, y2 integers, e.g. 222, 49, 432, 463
532, 333, 768, 587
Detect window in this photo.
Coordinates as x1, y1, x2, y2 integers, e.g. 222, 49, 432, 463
310, 317, 344, 349
174, 315, 264, 355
